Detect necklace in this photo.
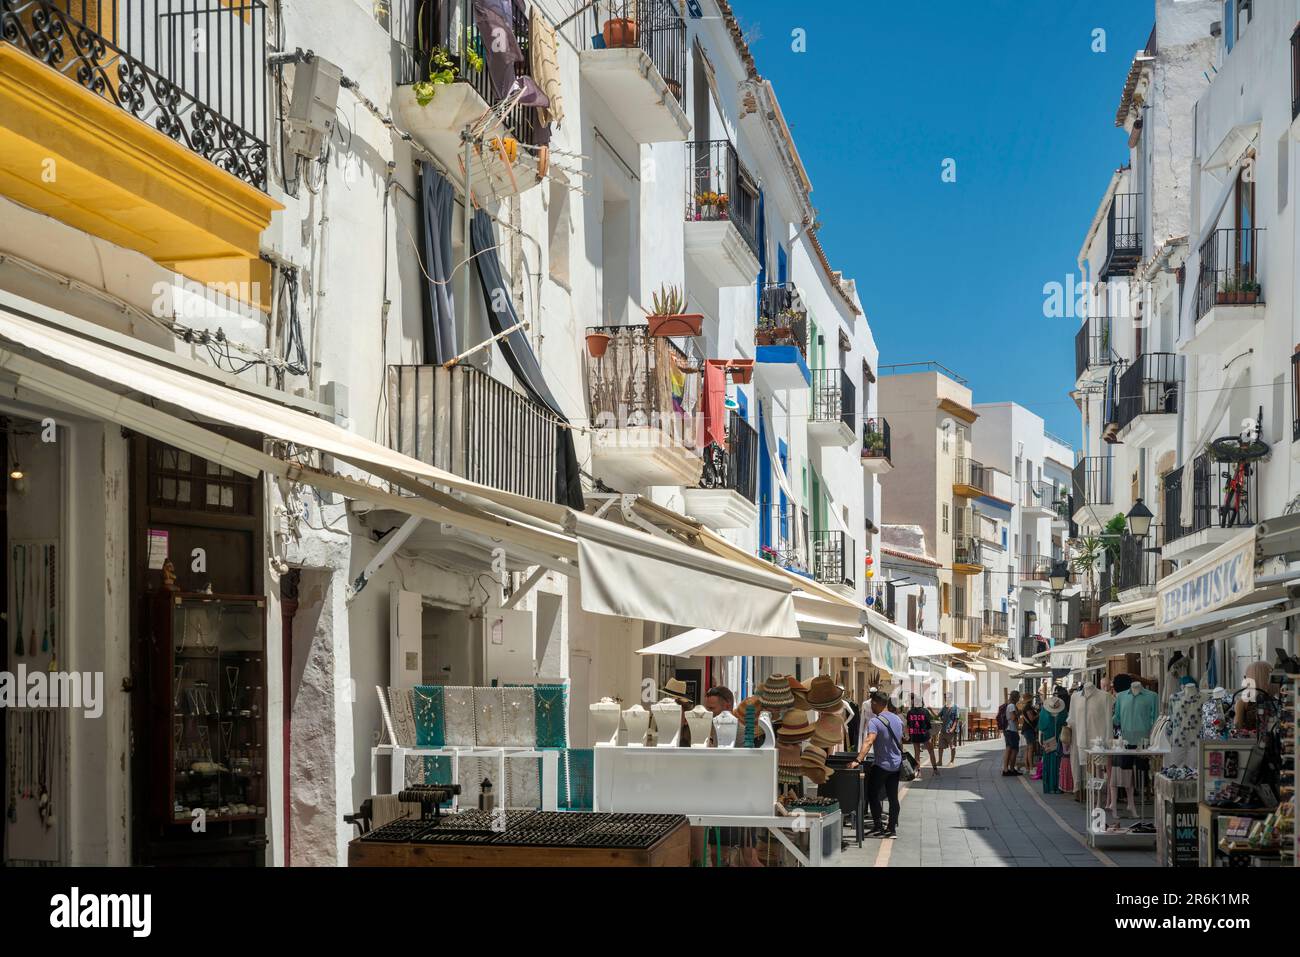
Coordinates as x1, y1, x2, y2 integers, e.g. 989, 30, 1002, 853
13, 545, 24, 657
6, 715, 16, 822
42, 543, 53, 655
225, 666, 241, 713
36, 711, 49, 827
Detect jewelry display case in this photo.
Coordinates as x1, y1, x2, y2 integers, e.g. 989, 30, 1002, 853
148, 593, 267, 827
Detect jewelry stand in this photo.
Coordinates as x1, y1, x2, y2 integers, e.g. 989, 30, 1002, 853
622, 705, 650, 747
684, 706, 712, 748
650, 699, 682, 747
713, 711, 739, 748
589, 698, 621, 747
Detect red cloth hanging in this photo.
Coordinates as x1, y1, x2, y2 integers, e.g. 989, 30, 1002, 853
703, 360, 728, 448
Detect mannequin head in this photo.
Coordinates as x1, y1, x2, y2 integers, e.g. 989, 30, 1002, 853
1129, 681, 1144, 695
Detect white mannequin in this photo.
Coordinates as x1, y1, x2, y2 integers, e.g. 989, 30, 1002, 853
756, 713, 776, 750
650, 698, 683, 747
712, 710, 739, 748
589, 697, 621, 746
1067, 680, 1113, 799
622, 704, 650, 747
684, 705, 713, 748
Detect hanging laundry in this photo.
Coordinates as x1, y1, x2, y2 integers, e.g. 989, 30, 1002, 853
529, 6, 565, 128
670, 361, 687, 416
702, 359, 727, 449
474, 0, 524, 100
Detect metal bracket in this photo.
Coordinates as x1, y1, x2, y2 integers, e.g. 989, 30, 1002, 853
502, 565, 549, 611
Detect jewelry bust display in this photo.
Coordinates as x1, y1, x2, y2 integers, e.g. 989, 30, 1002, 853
621, 704, 650, 747
684, 705, 712, 748
650, 698, 683, 747
712, 710, 739, 748
589, 697, 621, 746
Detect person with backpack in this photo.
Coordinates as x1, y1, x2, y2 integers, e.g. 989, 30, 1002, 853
1000, 691, 1022, 776
906, 695, 940, 778
850, 691, 907, 838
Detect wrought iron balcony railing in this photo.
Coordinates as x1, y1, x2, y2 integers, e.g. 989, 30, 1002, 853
954, 456, 992, 495
982, 609, 1008, 637
1196, 227, 1264, 322
2, 0, 270, 189
401, 0, 537, 142
1072, 457, 1113, 511
810, 530, 852, 588
1115, 525, 1164, 593
1163, 452, 1258, 544
1074, 314, 1112, 380
951, 615, 980, 644
1116, 352, 1182, 431
756, 281, 808, 355
760, 502, 809, 574
1023, 478, 1067, 511
387, 363, 563, 503
1050, 622, 1068, 645
584, 324, 702, 450
1101, 192, 1142, 278
697, 410, 757, 504
810, 368, 855, 432
862, 416, 891, 464
685, 138, 760, 259
578, 0, 685, 101
1019, 553, 1053, 585
953, 533, 981, 567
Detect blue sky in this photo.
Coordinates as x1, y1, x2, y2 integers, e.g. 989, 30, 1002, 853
733, 0, 1154, 443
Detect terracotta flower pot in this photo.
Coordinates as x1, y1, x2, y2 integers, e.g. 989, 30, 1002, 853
727, 360, 754, 384
1217, 291, 1232, 305
755, 330, 774, 346
1080, 620, 1103, 639
648, 313, 703, 337
586, 331, 611, 358
603, 17, 638, 48
1241, 291, 1258, 305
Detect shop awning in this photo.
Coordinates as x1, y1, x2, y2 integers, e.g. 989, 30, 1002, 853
0, 297, 799, 636
940, 666, 975, 683
979, 658, 1035, 675
1090, 599, 1291, 657
636, 627, 872, 659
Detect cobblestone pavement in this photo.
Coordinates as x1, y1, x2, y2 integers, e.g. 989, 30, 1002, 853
836, 736, 1157, 867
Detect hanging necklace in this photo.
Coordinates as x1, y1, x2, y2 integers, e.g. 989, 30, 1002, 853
36, 711, 49, 827
6, 716, 16, 822
27, 545, 37, 660
42, 543, 53, 655
47, 543, 57, 671
13, 545, 24, 657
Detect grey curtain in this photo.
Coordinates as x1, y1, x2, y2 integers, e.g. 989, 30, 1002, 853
470, 209, 584, 509
418, 162, 458, 364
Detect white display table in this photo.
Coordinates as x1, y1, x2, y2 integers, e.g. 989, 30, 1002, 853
593, 745, 777, 816
686, 811, 843, 867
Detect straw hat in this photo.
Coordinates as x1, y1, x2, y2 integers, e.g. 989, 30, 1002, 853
776, 708, 815, 741
659, 677, 692, 705
807, 675, 844, 710
777, 743, 802, 768
760, 675, 795, 712
811, 712, 845, 749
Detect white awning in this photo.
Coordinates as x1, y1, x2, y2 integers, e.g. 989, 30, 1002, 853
0, 298, 799, 637
1091, 599, 1290, 657
979, 658, 1036, 674
1048, 635, 1107, 672
897, 627, 964, 658
636, 627, 871, 659
941, 666, 976, 683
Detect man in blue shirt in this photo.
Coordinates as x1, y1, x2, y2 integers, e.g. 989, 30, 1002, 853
851, 691, 905, 838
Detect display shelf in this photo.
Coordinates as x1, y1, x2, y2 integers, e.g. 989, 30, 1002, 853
1083, 746, 1167, 848
685, 811, 843, 867
370, 744, 560, 812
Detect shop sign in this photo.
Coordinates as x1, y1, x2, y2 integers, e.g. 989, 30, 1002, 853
1163, 800, 1199, 868
1156, 529, 1255, 629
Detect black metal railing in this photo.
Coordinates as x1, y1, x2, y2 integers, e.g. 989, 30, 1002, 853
982, 609, 1008, 636
869, 584, 895, 620
1292, 23, 1300, 120
1050, 622, 1067, 645
760, 502, 809, 574
1074, 314, 1112, 379
685, 139, 759, 259
862, 416, 891, 464
1021, 634, 1046, 659
1101, 192, 1142, 278
1, 0, 270, 189
756, 281, 808, 356
1196, 227, 1264, 322
1072, 457, 1112, 510
951, 615, 980, 644
1115, 525, 1164, 593
954, 456, 991, 495
1023, 478, 1066, 511
698, 411, 757, 504
1019, 553, 1053, 584
810, 368, 855, 433
1163, 452, 1258, 543
579, 0, 685, 102
1292, 349, 1300, 442
584, 324, 701, 449
401, 0, 537, 142
953, 533, 981, 567
387, 364, 562, 503
811, 530, 851, 588
1116, 352, 1183, 431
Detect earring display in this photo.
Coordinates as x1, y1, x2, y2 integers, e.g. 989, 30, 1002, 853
473, 687, 506, 747
411, 685, 446, 747
500, 687, 536, 747
388, 687, 417, 748
150, 592, 267, 827
527, 684, 568, 748
442, 687, 476, 747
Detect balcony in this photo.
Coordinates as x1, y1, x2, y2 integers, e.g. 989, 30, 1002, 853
760, 503, 809, 577
1114, 525, 1164, 596
861, 417, 893, 474
1050, 622, 1068, 646
982, 609, 1009, 639
1188, 228, 1266, 356
682, 411, 758, 530
684, 139, 760, 287
1100, 192, 1142, 279
953, 456, 991, 499
754, 282, 810, 390
584, 325, 703, 490
0, 0, 279, 294
395, 0, 542, 194
1074, 314, 1113, 383
1018, 553, 1053, 590
950, 615, 980, 645
952, 534, 982, 576
1162, 452, 1258, 560
1115, 352, 1182, 442
808, 368, 856, 447
810, 530, 852, 589
577, 0, 689, 143
388, 363, 564, 501
1021, 634, 1048, 660
1071, 457, 1112, 523
1021, 479, 1062, 519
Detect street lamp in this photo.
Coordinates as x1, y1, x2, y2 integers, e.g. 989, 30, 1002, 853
1049, 560, 1070, 595
1127, 498, 1154, 540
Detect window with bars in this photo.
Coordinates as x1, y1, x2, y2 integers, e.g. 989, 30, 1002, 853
942, 503, 949, 533
150, 446, 254, 514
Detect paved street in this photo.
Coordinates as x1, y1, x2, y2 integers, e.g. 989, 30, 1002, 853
837, 737, 1156, 867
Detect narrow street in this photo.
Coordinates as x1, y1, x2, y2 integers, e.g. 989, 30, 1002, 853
838, 738, 1156, 867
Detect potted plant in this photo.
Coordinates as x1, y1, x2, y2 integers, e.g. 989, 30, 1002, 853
696, 190, 718, 219
1070, 534, 1105, 635
1240, 277, 1260, 305
726, 359, 754, 384
717, 193, 730, 220
755, 328, 775, 346
412, 47, 459, 106
586, 329, 611, 358
646, 284, 703, 337
1218, 276, 1239, 305
602, 3, 639, 48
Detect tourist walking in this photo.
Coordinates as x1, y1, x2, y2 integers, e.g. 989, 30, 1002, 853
1000, 691, 1022, 776
937, 695, 960, 766
906, 695, 940, 777
851, 691, 905, 838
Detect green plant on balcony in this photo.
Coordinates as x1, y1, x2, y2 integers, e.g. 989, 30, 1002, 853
864, 430, 885, 454
1070, 534, 1104, 619
647, 284, 702, 337
412, 47, 459, 105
